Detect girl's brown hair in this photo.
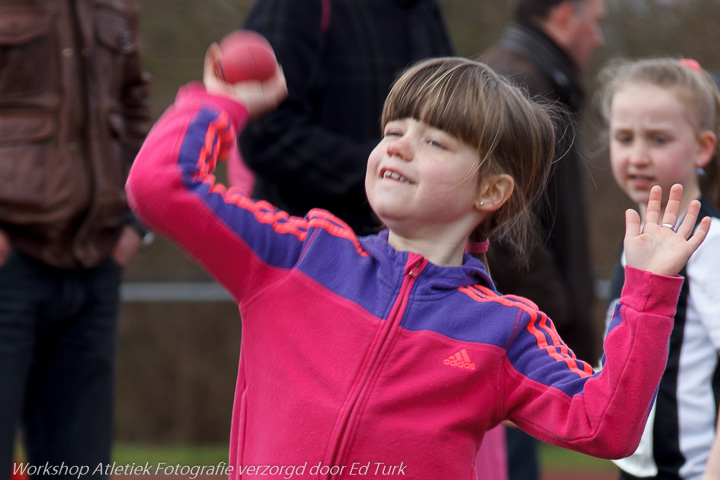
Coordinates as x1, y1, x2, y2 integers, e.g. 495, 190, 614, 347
596, 58, 720, 207
381, 57, 557, 264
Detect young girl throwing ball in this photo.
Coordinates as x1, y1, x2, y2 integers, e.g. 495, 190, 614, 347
126, 46, 710, 479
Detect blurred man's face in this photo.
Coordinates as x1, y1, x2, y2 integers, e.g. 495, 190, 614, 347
567, 0, 606, 71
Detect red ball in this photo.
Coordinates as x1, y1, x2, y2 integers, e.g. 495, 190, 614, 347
214, 30, 277, 84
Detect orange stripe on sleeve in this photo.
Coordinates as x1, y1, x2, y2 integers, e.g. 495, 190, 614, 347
184, 111, 370, 252
459, 286, 592, 377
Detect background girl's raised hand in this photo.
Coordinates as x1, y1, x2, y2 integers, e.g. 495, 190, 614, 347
202, 43, 287, 120
624, 184, 711, 276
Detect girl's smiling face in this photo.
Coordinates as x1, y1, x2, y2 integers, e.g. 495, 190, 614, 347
365, 117, 483, 241
609, 82, 713, 211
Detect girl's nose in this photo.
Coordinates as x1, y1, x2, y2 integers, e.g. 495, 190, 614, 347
628, 143, 650, 166
386, 136, 412, 161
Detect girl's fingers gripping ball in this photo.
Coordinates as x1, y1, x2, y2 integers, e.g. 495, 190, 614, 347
214, 30, 278, 84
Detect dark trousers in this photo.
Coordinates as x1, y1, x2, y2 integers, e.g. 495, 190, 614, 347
506, 427, 539, 480
0, 252, 121, 480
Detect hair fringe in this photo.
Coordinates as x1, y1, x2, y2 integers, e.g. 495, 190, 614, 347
384, 58, 557, 267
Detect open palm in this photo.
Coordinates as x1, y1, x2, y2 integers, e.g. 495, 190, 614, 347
625, 184, 711, 277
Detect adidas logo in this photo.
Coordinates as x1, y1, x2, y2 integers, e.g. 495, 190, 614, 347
443, 348, 476, 371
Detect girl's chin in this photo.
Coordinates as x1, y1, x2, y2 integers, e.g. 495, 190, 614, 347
631, 193, 651, 206
623, 187, 651, 206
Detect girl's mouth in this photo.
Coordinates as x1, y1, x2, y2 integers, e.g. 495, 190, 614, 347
628, 174, 655, 189
381, 168, 410, 183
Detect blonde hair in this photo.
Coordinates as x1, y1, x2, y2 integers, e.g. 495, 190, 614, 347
382, 57, 557, 262
596, 57, 720, 207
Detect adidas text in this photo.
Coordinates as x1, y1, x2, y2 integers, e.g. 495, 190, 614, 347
443, 358, 476, 370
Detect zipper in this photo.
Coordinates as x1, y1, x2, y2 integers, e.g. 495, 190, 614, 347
324, 253, 427, 479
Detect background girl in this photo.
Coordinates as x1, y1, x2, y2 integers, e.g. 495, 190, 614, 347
598, 57, 720, 480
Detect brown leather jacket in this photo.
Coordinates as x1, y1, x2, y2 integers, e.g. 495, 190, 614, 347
0, 0, 151, 268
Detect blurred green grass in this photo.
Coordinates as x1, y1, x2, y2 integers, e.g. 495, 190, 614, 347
539, 443, 616, 472
110, 442, 616, 472
111, 444, 228, 466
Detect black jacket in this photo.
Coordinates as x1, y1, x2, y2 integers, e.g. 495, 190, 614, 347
239, 0, 453, 234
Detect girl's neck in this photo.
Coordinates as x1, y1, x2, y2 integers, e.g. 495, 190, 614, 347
387, 231, 467, 267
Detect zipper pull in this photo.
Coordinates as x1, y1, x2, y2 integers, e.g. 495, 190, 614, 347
406, 254, 426, 278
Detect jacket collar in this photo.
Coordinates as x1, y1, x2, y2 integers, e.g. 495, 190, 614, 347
359, 230, 496, 293
498, 20, 585, 112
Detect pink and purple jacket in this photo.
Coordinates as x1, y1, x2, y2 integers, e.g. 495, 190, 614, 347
126, 84, 683, 480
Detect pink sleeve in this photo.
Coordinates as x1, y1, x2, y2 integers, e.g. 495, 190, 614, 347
504, 266, 681, 459
475, 425, 508, 480
126, 83, 309, 303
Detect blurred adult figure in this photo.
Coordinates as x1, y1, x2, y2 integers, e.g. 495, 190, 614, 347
481, 0, 606, 478
238, 0, 454, 234
0, 1, 151, 479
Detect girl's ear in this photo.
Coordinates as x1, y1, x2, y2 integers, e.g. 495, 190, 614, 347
475, 174, 514, 212
696, 130, 717, 168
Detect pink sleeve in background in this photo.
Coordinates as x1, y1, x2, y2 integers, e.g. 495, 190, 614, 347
475, 424, 508, 480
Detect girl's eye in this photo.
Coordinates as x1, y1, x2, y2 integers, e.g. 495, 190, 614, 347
384, 130, 402, 138
613, 133, 632, 144
428, 134, 453, 149
651, 135, 669, 145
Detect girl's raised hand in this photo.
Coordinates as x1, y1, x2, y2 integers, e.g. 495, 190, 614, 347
625, 184, 711, 276
202, 43, 287, 120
